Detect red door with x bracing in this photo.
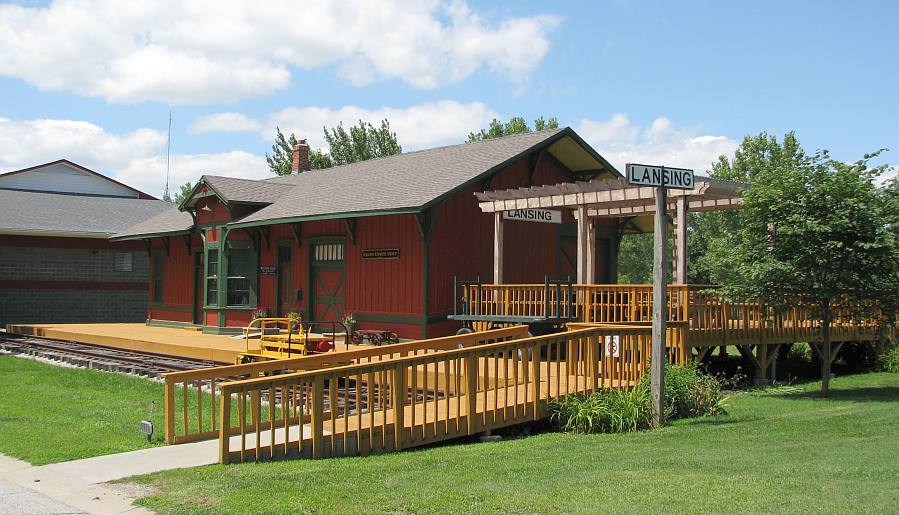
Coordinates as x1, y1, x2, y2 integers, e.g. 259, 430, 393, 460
310, 242, 345, 323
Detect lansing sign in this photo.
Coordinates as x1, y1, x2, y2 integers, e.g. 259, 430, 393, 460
502, 208, 562, 224
626, 163, 694, 190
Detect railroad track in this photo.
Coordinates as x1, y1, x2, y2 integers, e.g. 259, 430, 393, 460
0, 332, 217, 377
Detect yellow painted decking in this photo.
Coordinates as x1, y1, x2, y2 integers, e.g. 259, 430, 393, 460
3, 323, 366, 364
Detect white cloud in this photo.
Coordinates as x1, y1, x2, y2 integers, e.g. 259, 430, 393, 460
0, 117, 265, 197
0, 0, 561, 104
190, 112, 263, 134
205, 100, 498, 150
575, 114, 738, 175
267, 100, 499, 150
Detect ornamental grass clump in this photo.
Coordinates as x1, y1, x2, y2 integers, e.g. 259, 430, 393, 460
880, 345, 899, 373
549, 385, 652, 434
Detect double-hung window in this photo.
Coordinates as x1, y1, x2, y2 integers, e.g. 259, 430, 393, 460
227, 248, 253, 307
206, 249, 219, 306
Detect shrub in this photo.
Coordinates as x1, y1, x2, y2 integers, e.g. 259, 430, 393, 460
549, 385, 653, 434
880, 345, 899, 373
638, 362, 728, 420
550, 364, 726, 434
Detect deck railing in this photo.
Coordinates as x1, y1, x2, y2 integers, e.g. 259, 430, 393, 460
461, 283, 888, 352
461, 284, 691, 324
162, 326, 529, 444
216, 324, 654, 463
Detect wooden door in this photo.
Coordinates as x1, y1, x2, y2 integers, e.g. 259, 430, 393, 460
276, 245, 293, 317
309, 241, 345, 323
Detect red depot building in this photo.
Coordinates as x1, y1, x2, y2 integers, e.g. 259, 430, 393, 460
112, 128, 623, 338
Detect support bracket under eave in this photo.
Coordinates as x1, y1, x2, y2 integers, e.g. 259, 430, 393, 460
290, 222, 302, 248
344, 219, 357, 245
257, 226, 271, 251
142, 238, 151, 254
181, 233, 192, 253
415, 211, 434, 243
162, 236, 170, 257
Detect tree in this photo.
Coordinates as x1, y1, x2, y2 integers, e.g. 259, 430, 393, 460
467, 116, 559, 142
174, 182, 193, 205
266, 127, 299, 176
162, 181, 194, 204
266, 120, 402, 174
690, 133, 808, 284
716, 134, 898, 396
317, 119, 401, 168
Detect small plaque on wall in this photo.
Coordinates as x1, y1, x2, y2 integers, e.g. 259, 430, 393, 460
259, 265, 277, 275
362, 248, 400, 260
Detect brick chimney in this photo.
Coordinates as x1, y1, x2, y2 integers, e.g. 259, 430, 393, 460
291, 139, 310, 173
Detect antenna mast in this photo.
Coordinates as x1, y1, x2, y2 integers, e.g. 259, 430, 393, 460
164, 111, 172, 200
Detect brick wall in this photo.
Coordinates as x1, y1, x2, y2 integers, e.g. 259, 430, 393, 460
0, 242, 150, 325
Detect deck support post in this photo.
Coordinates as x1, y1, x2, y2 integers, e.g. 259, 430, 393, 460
392, 364, 406, 451
164, 378, 175, 444
493, 212, 503, 284
465, 354, 479, 433
675, 196, 688, 284
576, 206, 594, 284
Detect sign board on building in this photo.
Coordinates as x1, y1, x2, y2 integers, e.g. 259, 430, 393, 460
362, 248, 400, 260
259, 266, 277, 275
502, 208, 562, 224
626, 163, 694, 190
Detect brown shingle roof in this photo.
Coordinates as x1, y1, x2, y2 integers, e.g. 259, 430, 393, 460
233, 128, 600, 226
110, 206, 194, 240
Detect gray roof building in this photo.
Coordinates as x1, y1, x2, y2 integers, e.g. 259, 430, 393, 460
113, 127, 619, 239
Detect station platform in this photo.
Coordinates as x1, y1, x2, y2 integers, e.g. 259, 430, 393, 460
5, 323, 361, 364
5, 323, 259, 364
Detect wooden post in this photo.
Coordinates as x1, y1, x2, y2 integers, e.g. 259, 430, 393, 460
494, 212, 503, 284
822, 308, 832, 398
465, 354, 479, 434
218, 387, 231, 464
675, 196, 688, 284
586, 217, 595, 284
392, 364, 406, 451
164, 377, 175, 444
651, 186, 668, 427
311, 377, 324, 458
576, 206, 589, 284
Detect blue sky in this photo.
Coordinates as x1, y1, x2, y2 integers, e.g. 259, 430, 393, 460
1, 0, 896, 196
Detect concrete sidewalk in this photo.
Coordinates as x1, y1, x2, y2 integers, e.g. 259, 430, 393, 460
0, 425, 319, 514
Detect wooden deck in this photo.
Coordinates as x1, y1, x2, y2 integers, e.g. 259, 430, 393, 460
3, 323, 367, 364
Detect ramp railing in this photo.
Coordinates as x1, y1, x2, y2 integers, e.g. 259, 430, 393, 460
162, 326, 529, 444
216, 324, 654, 463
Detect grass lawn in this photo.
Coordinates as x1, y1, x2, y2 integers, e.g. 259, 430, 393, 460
0, 354, 168, 464
130, 372, 899, 514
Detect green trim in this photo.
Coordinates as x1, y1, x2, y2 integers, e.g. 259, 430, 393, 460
110, 229, 192, 242
353, 312, 423, 325
146, 319, 200, 329
149, 303, 192, 312
151, 249, 165, 303
227, 208, 420, 230
201, 326, 244, 335
421, 234, 430, 338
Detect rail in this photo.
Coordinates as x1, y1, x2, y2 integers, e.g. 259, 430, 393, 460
460, 283, 888, 351
162, 325, 529, 444
216, 324, 654, 463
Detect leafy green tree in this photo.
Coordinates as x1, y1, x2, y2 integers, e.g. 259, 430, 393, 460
690, 133, 808, 284
174, 182, 193, 205
267, 120, 401, 174
162, 181, 194, 204
716, 137, 898, 396
266, 127, 299, 176
467, 116, 559, 142
319, 119, 401, 168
